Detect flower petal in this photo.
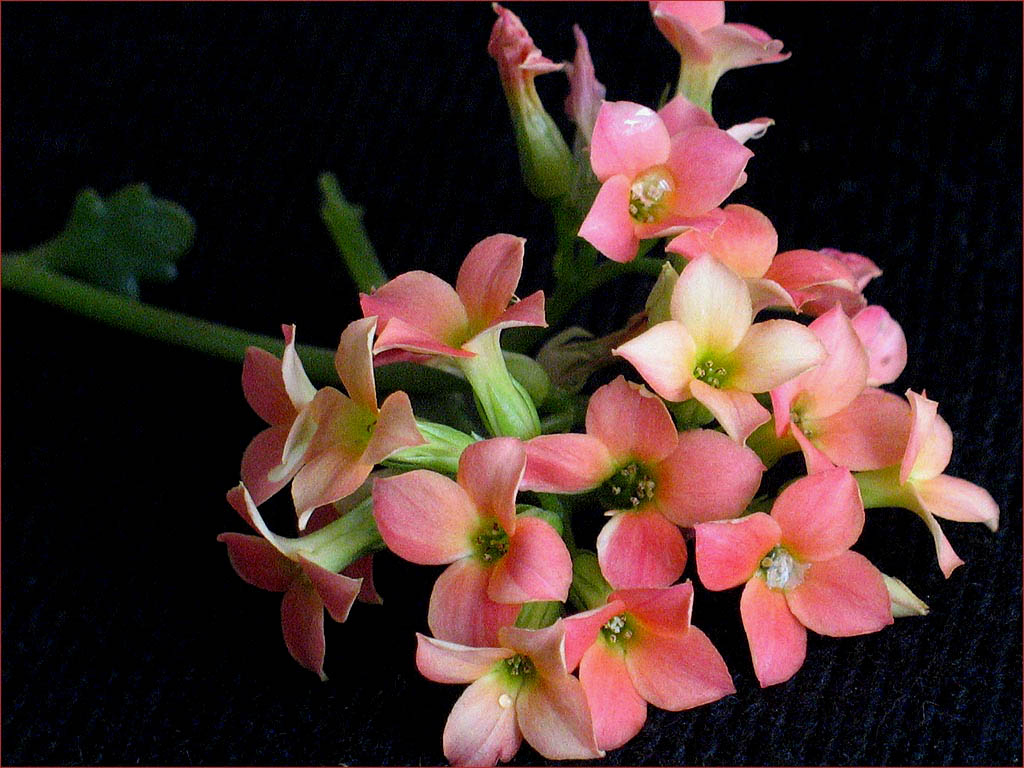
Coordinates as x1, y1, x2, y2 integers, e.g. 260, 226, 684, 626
292, 451, 372, 531
596, 511, 688, 590
586, 376, 679, 464
430, 558, 521, 647
241, 424, 295, 506
415, 633, 513, 684
789, 305, 870, 420
650, 2, 719, 62
785, 551, 892, 636
652, 1, 725, 34
851, 306, 907, 386
811, 388, 911, 470
672, 254, 752, 355
334, 316, 379, 412
565, 24, 606, 140
739, 577, 806, 687
791, 425, 839, 475
373, 471, 478, 564
516, 672, 603, 760
217, 532, 297, 592
655, 428, 764, 526
280, 324, 317, 410
360, 270, 470, 349
562, 602, 627, 672
726, 117, 775, 145
489, 516, 572, 603
521, 434, 615, 493
579, 175, 642, 263
361, 389, 425, 466
456, 234, 528, 332
612, 582, 693, 635
488, 290, 547, 332
590, 101, 670, 182
281, 577, 327, 680
657, 93, 717, 135
705, 23, 790, 71
689, 381, 770, 444
912, 474, 999, 531
664, 127, 753, 218
705, 204, 777, 278
580, 642, 648, 751
772, 468, 864, 562
747, 277, 797, 314
343, 554, 382, 604
299, 558, 361, 624
625, 625, 734, 710
372, 315, 474, 358
820, 248, 881, 291
694, 513, 780, 591
729, 319, 826, 394
458, 437, 525, 533
613, 320, 696, 402
911, 505, 965, 578
443, 671, 523, 767
903, 390, 952, 483
242, 345, 293, 425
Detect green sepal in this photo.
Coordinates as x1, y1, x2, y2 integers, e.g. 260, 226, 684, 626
668, 398, 716, 431
515, 600, 563, 630
569, 551, 612, 612
516, 504, 563, 537
383, 420, 477, 475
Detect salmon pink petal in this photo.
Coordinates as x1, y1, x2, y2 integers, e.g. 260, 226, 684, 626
590, 101, 671, 182
580, 642, 647, 751
579, 175, 641, 263
655, 429, 764, 526
650, 2, 718, 62
613, 320, 696, 401
242, 346, 293, 425
707, 204, 777, 279
280, 324, 317, 410
773, 468, 864, 562
334, 316, 379, 412
515, 672, 603, 760
415, 633, 513, 684
636, 207, 726, 241
298, 558, 361, 624
273, 389, 352, 487
903, 390, 953, 483
241, 424, 294, 506
791, 305, 869, 419
596, 511, 688, 589
343, 555, 382, 604
563, 602, 627, 672
852, 306, 907, 386
521, 434, 614, 493
703, 23, 789, 72
791, 426, 839, 475
664, 128, 753, 218
565, 24, 606, 141
489, 290, 547, 332
372, 315, 474, 358
443, 671, 523, 767
489, 516, 572, 603
740, 577, 806, 687
373, 471, 478, 565
498, 622, 567, 673
747, 277, 797, 314
694, 513, 780, 591
689, 381, 770, 444
217, 532, 297, 592
665, 227, 712, 261
292, 452, 372, 530
913, 475, 999, 530
360, 270, 469, 347
626, 625, 734, 710
913, 506, 965, 578
820, 248, 882, 291
361, 390, 424, 467
657, 93, 717, 135
455, 234, 527, 331
812, 389, 911, 470
729, 319, 826, 393
612, 582, 693, 635
458, 437, 525, 533
672, 254, 752, 354
281, 577, 327, 680
726, 117, 774, 145
652, 1, 725, 34
785, 551, 892, 636
763, 248, 859, 312
586, 376, 679, 464
431, 559, 521, 647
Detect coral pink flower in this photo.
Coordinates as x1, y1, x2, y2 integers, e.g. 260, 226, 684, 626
562, 582, 734, 750
415, 622, 603, 765
373, 438, 571, 646
856, 390, 999, 578
763, 247, 882, 316
579, 99, 752, 263
615, 255, 825, 443
217, 484, 362, 680
521, 376, 763, 588
695, 468, 892, 687
269, 317, 423, 529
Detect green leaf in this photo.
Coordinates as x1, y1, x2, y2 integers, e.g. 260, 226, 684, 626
35, 183, 195, 298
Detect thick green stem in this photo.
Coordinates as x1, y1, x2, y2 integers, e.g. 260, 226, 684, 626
318, 172, 388, 293
283, 497, 384, 573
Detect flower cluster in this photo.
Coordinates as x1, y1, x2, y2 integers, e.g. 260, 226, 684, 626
215, 3, 998, 764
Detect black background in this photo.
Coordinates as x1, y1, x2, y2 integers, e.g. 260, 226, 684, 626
3, 3, 1022, 765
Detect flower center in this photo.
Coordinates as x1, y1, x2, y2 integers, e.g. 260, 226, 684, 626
693, 359, 729, 389
503, 653, 535, 679
598, 462, 657, 510
759, 546, 807, 591
600, 613, 635, 649
474, 519, 510, 564
790, 410, 815, 438
628, 167, 675, 224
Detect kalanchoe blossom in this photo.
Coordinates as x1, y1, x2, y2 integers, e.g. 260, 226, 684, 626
217, 484, 364, 680
650, 1, 790, 111
521, 376, 763, 588
416, 622, 603, 765
695, 468, 893, 687
764, 247, 882, 316
374, 438, 571, 646
855, 390, 999, 577
562, 582, 735, 751
579, 99, 752, 263
615, 255, 825, 443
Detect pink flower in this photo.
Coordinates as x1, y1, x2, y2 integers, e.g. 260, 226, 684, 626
415, 622, 603, 765
695, 468, 893, 687
521, 376, 764, 588
615, 255, 825, 443
217, 484, 363, 680
850, 305, 908, 386
579, 100, 752, 263
763, 247, 882, 316
564, 24, 606, 145
373, 437, 571, 646
267, 317, 423, 528
562, 583, 734, 750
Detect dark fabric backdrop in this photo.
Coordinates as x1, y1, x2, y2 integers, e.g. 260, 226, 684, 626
2, 3, 1021, 765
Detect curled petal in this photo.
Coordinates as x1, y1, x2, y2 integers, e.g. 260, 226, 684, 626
334, 317, 379, 412
415, 633, 514, 684
613, 320, 696, 402
522, 434, 614, 494
791, 425, 839, 476
456, 234, 527, 332
740, 577, 806, 687
579, 175, 641, 263
652, 1, 725, 34
580, 643, 648, 751
443, 671, 523, 767
361, 390, 424, 467
343, 555, 382, 604
820, 248, 882, 291
586, 376, 679, 464
650, 2, 721, 63
902, 390, 953, 483
689, 381, 770, 444
457, 438, 525, 534
625, 625, 734, 710
590, 101, 670, 182
429, 558, 521, 647
242, 346, 293, 425
515, 672, 603, 760
488, 290, 547, 333
360, 271, 470, 349
299, 559, 361, 624
729, 319, 826, 394
562, 601, 627, 672
281, 577, 327, 680
612, 582, 693, 635
703, 23, 790, 72
489, 516, 572, 604
694, 513, 780, 591
773, 468, 864, 562
280, 324, 317, 410
726, 117, 774, 146
498, 622, 568, 674
785, 551, 892, 636
672, 254, 752, 355
790, 305, 870, 420
912, 474, 999, 531
664, 127, 753, 218
596, 511, 688, 590
811, 389, 911, 471
851, 306, 907, 386
217, 532, 297, 592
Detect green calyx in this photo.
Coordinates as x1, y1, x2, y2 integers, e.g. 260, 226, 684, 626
458, 330, 541, 440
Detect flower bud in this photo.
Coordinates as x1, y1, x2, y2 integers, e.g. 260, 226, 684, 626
883, 574, 930, 618
644, 261, 680, 326
384, 420, 477, 475
458, 329, 541, 440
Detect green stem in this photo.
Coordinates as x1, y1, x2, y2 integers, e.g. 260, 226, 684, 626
587, 256, 666, 293
300, 497, 384, 573
318, 172, 388, 293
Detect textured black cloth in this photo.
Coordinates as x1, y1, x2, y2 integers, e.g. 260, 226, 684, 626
2, 3, 1021, 765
